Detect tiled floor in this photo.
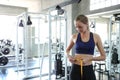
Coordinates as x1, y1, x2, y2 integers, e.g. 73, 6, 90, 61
0, 57, 56, 80
0, 58, 120, 80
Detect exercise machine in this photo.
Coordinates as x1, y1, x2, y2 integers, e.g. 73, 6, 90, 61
106, 13, 120, 80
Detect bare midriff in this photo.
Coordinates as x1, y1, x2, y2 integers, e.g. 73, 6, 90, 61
74, 53, 93, 66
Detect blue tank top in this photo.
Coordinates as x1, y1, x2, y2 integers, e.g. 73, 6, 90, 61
75, 32, 95, 55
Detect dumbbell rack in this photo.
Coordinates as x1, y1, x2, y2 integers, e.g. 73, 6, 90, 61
0, 39, 25, 67
0, 40, 12, 66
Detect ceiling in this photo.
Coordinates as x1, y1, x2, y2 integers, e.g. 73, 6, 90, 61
88, 8, 120, 19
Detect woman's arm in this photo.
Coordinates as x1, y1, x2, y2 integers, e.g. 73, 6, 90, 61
92, 34, 106, 61
66, 34, 76, 63
66, 34, 76, 56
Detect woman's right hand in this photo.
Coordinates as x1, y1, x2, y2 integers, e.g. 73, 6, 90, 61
67, 55, 76, 64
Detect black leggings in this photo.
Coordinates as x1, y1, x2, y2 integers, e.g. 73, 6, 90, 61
69, 64, 96, 80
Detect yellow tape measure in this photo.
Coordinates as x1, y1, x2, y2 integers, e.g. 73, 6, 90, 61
80, 60, 83, 79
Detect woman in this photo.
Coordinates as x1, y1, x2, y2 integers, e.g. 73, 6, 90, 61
66, 14, 106, 80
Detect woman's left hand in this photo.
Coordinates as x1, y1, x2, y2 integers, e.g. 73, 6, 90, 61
82, 57, 92, 64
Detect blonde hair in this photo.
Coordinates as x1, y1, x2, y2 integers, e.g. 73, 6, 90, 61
75, 14, 89, 30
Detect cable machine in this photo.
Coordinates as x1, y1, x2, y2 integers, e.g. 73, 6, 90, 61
46, 1, 81, 80
16, 0, 81, 80
106, 13, 120, 79
16, 11, 66, 80
48, 7, 67, 80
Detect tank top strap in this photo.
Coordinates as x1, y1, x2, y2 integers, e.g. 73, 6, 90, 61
76, 33, 81, 42
90, 32, 94, 41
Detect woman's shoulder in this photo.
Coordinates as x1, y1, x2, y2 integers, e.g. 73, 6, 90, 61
91, 32, 101, 43
71, 33, 79, 42
92, 32, 100, 38
92, 32, 101, 42
72, 33, 79, 38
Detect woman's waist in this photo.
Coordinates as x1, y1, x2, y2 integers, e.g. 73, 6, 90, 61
73, 60, 92, 66
74, 61, 92, 66
73, 63, 93, 67
74, 53, 93, 66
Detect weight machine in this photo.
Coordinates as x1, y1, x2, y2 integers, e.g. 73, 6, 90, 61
47, 1, 81, 80
48, 8, 67, 80
0, 39, 15, 66
20, 12, 66, 80
16, 12, 48, 80
106, 13, 120, 79
16, 0, 81, 79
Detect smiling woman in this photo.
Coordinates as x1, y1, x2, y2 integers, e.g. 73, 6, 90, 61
66, 14, 106, 80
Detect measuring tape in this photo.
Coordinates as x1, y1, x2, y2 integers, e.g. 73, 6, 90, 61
75, 59, 83, 80
74, 56, 93, 80
80, 59, 83, 79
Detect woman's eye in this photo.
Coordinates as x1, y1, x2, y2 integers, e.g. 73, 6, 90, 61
78, 26, 82, 29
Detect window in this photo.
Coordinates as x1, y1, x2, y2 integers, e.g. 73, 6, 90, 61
90, 0, 120, 10
0, 15, 17, 44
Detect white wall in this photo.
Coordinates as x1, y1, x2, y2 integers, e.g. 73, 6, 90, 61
0, 0, 68, 13
40, 0, 65, 10
90, 17, 109, 43
0, 4, 27, 16
0, 0, 41, 13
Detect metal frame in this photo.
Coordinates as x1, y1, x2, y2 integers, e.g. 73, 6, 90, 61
48, 9, 67, 80
107, 15, 120, 76
16, 10, 67, 80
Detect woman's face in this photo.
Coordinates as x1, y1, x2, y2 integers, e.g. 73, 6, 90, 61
74, 20, 88, 33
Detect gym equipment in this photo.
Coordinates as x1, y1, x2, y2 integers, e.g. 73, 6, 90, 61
48, 11, 67, 80
19, 48, 24, 54
0, 39, 15, 66
27, 16, 32, 25
106, 13, 120, 80
111, 48, 119, 64
0, 53, 2, 56
17, 7, 68, 80
104, 41, 109, 53
94, 62, 109, 80
0, 39, 14, 56
5, 40, 12, 46
90, 21, 95, 28
1, 47, 10, 55
0, 56, 8, 66
42, 1, 81, 80
56, 5, 64, 15
18, 47, 25, 63
54, 53, 63, 79
113, 13, 120, 21
0, 39, 13, 55
0, 39, 12, 47
43, 0, 81, 11
19, 20, 24, 27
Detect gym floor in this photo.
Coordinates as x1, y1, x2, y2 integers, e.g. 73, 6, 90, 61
0, 57, 56, 80
0, 57, 120, 80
